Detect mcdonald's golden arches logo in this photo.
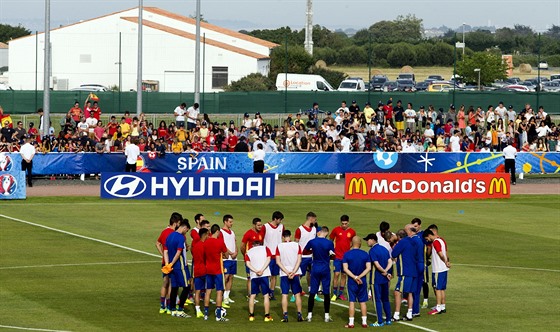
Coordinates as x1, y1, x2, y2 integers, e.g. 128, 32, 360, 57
347, 177, 367, 195
488, 177, 508, 195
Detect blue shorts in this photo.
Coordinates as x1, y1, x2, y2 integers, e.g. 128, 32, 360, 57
170, 266, 190, 288
205, 274, 225, 291
280, 275, 303, 295
251, 277, 270, 295
223, 260, 237, 275
394, 276, 415, 293
269, 258, 280, 276
194, 276, 206, 291
333, 259, 343, 273
347, 279, 368, 303
300, 257, 312, 274
309, 268, 331, 295
432, 271, 448, 290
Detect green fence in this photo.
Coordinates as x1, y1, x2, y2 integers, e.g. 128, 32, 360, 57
1, 90, 559, 115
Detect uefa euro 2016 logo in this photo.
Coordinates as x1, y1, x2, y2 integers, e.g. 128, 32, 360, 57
0, 152, 13, 172
374, 152, 398, 170
0, 174, 17, 196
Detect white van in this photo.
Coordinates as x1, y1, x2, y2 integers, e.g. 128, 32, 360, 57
276, 73, 335, 91
338, 77, 366, 92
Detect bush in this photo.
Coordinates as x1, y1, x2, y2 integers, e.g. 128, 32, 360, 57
309, 67, 347, 89
414, 44, 432, 66
544, 54, 560, 67
337, 45, 368, 65
223, 73, 274, 92
512, 54, 537, 67
387, 43, 416, 67
313, 47, 339, 66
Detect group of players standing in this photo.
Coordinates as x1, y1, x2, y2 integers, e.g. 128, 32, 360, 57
156, 211, 450, 327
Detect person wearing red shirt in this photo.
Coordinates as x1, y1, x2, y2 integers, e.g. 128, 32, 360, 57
241, 217, 264, 298
227, 129, 238, 152
329, 214, 356, 301
155, 212, 183, 314
191, 227, 209, 318
190, 214, 208, 244
70, 102, 83, 122
383, 100, 394, 121
203, 224, 231, 321
91, 101, 102, 120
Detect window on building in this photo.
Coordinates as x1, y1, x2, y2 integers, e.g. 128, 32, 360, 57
212, 67, 228, 88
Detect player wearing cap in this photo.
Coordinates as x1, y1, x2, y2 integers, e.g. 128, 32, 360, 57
276, 229, 304, 322
342, 236, 371, 328
365, 233, 393, 327
259, 211, 285, 300
221, 215, 238, 306
156, 212, 183, 314
330, 215, 357, 301
245, 240, 273, 322
163, 218, 192, 318
423, 227, 450, 315
305, 226, 335, 322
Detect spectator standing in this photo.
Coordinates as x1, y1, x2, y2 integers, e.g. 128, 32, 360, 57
124, 138, 140, 172
174, 103, 187, 128
404, 103, 416, 133
503, 143, 517, 185
253, 143, 265, 173
186, 103, 200, 131
20, 136, 36, 187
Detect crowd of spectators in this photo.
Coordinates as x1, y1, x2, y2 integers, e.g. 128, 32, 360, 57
0, 98, 558, 154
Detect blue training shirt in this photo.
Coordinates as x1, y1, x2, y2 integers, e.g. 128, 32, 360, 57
342, 248, 370, 284
368, 244, 391, 284
166, 232, 187, 270
411, 234, 425, 276
305, 237, 334, 272
391, 236, 417, 277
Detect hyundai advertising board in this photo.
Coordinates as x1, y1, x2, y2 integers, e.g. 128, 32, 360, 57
101, 173, 275, 200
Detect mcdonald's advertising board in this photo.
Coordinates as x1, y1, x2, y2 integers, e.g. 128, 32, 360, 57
345, 173, 510, 200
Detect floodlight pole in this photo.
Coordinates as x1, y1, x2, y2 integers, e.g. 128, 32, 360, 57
136, 0, 143, 116
474, 68, 481, 91
43, 0, 51, 138
194, 0, 201, 104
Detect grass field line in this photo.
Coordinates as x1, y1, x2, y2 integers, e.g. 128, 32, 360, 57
453, 263, 560, 273
0, 325, 71, 332
0, 213, 437, 332
0, 260, 158, 270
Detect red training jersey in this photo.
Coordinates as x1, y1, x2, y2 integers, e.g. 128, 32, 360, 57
204, 237, 227, 275
329, 226, 356, 260
242, 229, 263, 252
191, 240, 207, 277
190, 228, 201, 244
157, 227, 175, 264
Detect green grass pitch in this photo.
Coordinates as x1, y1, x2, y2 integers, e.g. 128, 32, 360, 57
1, 195, 559, 332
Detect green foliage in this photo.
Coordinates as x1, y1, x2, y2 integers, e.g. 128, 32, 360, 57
243, 26, 303, 46
414, 44, 432, 66
512, 54, 538, 67
464, 30, 495, 52
431, 42, 455, 66
313, 47, 339, 65
545, 54, 560, 68
372, 43, 392, 66
312, 25, 350, 49
457, 52, 508, 85
545, 25, 560, 40
0, 23, 31, 43
269, 46, 314, 79
387, 43, 416, 67
336, 45, 368, 65
223, 73, 274, 92
369, 14, 423, 44
309, 66, 347, 88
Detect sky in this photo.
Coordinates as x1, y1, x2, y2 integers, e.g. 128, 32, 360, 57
1, 0, 559, 33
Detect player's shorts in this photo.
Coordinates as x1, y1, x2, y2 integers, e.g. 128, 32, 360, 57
223, 260, 237, 275
347, 279, 368, 303
205, 274, 225, 291
269, 258, 280, 276
432, 271, 448, 290
251, 277, 270, 295
396, 121, 404, 131
309, 268, 331, 295
280, 275, 302, 295
194, 276, 206, 291
170, 266, 190, 288
300, 257, 312, 274
402, 275, 417, 294
333, 259, 343, 273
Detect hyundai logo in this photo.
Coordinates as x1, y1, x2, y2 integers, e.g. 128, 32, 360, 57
103, 175, 147, 198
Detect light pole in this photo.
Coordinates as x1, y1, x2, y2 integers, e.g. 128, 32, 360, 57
462, 23, 466, 59
474, 68, 481, 91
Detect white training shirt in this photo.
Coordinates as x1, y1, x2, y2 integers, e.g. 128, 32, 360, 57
262, 222, 284, 258
20, 143, 36, 161
405, 109, 416, 123
245, 246, 272, 279
174, 106, 185, 122
220, 228, 237, 261
253, 149, 265, 162
503, 145, 517, 159
431, 238, 449, 273
186, 106, 199, 124
376, 231, 392, 255
276, 242, 302, 277
124, 143, 140, 164
296, 225, 316, 258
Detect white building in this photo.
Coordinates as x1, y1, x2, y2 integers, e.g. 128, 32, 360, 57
7, 7, 277, 92
0, 42, 7, 70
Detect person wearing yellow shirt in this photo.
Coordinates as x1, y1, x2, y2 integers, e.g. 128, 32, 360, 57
120, 118, 131, 139
363, 102, 375, 125
171, 138, 184, 154
176, 125, 188, 144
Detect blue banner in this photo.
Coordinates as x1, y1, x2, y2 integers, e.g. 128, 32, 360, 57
0, 171, 26, 199
100, 172, 276, 200
4, 152, 560, 175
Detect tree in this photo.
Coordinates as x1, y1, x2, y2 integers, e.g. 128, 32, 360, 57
387, 43, 416, 67
368, 14, 423, 44
457, 52, 508, 85
309, 66, 346, 89
336, 45, 367, 65
268, 46, 314, 79
223, 73, 273, 92
464, 30, 495, 52
313, 47, 338, 65
0, 23, 31, 43
545, 25, 560, 40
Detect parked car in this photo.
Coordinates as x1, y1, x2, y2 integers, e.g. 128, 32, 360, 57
396, 79, 416, 92
415, 81, 430, 91
550, 74, 560, 81
542, 81, 560, 92
70, 84, 109, 92
381, 81, 399, 92
370, 75, 388, 91
538, 61, 549, 70
503, 84, 531, 92
519, 81, 537, 91
427, 75, 444, 81
427, 83, 453, 92
397, 73, 416, 82
338, 77, 366, 92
